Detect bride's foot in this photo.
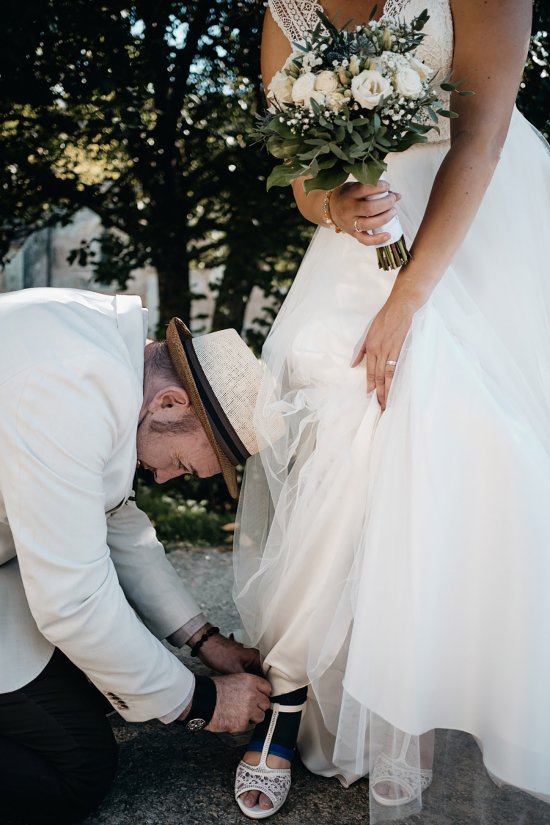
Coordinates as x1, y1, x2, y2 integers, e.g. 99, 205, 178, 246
371, 731, 434, 807
235, 686, 307, 820
238, 752, 292, 812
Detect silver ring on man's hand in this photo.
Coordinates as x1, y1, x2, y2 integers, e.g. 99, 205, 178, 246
386, 360, 398, 367
353, 218, 360, 233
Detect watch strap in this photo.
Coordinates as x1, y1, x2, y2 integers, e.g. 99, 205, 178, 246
182, 675, 217, 731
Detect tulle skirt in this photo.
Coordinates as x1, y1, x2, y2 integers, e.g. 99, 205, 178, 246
233, 107, 550, 822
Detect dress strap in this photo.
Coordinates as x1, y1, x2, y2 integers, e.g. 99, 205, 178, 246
268, 0, 324, 44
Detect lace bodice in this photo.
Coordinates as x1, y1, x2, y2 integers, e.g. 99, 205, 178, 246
268, 0, 454, 142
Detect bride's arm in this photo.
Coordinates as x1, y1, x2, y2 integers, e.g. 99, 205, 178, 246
355, 0, 532, 409
261, 8, 400, 243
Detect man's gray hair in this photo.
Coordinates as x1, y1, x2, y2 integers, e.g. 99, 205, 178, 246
145, 341, 199, 435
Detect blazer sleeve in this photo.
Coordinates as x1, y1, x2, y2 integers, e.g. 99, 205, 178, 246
0, 354, 194, 722
106, 498, 202, 641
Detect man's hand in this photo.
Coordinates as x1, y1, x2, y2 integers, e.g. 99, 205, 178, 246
207, 673, 271, 733
188, 624, 262, 675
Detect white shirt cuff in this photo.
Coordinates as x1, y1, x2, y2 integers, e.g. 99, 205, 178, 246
158, 674, 195, 724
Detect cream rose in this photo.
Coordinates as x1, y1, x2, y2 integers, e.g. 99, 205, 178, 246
408, 56, 432, 82
351, 70, 391, 109
394, 66, 423, 98
292, 71, 325, 108
314, 70, 339, 93
268, 70, 294, 106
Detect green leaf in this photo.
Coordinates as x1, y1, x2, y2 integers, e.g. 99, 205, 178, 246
266, 163, 301, 190
438, 109, 459, 119
329, 142, 351, 161
314, 9, 340, 38
334, 125, 346, 143
427, 107, 439, 123
266, 136, 301, 159
346, 158, 386, 185
304, 166, 349, 192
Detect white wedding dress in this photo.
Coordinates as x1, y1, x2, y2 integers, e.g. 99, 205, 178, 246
234, 0, 550, 821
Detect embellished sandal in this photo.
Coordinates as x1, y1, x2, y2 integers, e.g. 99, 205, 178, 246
370, 733, 433, 807
235, 688, 307, 820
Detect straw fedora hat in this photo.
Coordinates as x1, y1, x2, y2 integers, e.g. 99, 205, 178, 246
165, 318, 262, 499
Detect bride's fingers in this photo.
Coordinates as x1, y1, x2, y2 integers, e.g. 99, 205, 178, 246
375, 357, 387, 408
354, 208, 397, 233
366, 354, 377, 395
384, 358, 398, 410
357, 189, 399, 218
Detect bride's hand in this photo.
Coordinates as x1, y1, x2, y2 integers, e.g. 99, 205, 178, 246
351, 288, 424, 411
330, 180, 401, 246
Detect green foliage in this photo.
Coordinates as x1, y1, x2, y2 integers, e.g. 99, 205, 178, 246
0, 0, 311, 330
257, 12, 460, 194
0, 0, 546, 336
517, 0, 549, 140
136, 482, 230, 547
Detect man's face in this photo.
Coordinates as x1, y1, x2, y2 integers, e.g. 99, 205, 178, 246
137, 387, 221, 483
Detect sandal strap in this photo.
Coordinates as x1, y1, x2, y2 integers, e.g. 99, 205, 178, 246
235, 760, 291, 808
269, 702, 305, 713
371, 752, 433, 803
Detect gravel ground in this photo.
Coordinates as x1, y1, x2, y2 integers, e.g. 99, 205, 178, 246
80, 547, 550, 825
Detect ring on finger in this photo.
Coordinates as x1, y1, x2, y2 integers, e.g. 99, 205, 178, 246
353, 218, 360, 233
386, 359, 398, 368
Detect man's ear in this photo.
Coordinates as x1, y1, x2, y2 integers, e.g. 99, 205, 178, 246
148, 386, 191, 414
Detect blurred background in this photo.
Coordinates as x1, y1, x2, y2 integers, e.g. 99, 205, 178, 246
1, 0, 548, 543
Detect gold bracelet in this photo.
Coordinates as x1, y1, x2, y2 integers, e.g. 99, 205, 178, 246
322, 190, 343, 233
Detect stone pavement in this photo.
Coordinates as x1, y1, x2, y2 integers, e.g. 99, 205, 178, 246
83, 548, 550, 825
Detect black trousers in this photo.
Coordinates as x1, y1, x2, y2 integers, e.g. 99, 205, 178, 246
0, 649, 119, 824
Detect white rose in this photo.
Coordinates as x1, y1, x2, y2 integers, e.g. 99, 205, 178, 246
325, 91, 347, 111
351, 70, 391, 110
314, 70, 339, 93
292, 71, 325, 109
268, 70, 295, 106
394, 66, 423, 98
408, 56, 432, 82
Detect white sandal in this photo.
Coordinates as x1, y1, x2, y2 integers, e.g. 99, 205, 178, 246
234, 701, 305, 820
370, 734, 433, 807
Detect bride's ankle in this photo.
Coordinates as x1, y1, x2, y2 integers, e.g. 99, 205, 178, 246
247, 685, 308, 763
242, 751, 291, 770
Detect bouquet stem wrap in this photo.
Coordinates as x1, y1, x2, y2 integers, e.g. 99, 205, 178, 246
366, 180, 411, 270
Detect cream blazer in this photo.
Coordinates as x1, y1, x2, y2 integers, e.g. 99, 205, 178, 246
0, 288, 201, 721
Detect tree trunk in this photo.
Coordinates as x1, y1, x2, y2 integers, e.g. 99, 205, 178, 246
154, 245, 192, 335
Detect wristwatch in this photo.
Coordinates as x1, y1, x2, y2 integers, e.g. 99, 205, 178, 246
182, 675, 217, 732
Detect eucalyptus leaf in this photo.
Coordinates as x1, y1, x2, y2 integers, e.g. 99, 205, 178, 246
266, 163, 301, 190
329, 142, 351, 161
304, 166, 349, 192
266, 136, 301, 159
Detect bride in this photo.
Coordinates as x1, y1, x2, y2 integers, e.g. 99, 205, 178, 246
233, 0, 550, 821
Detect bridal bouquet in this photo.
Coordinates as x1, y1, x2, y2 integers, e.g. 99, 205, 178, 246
256, 9, 470, 270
